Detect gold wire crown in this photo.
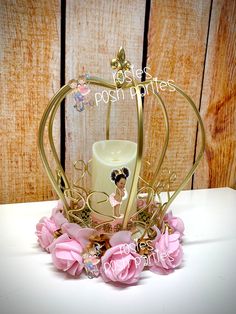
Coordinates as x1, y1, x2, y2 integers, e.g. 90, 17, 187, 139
38, 47, 205, 239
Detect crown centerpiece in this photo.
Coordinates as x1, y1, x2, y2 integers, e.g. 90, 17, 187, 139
36, 48, 205, 284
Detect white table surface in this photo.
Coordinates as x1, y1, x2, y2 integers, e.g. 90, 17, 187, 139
0, 187, 236, 314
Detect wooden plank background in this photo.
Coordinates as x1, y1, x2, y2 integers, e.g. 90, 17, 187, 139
0, 0, 235, 204
0, 0, 61, 204
142, 0, 212, 190
193, 0, 236, 189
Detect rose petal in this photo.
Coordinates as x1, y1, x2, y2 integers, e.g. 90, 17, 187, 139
110, 231, 133, 247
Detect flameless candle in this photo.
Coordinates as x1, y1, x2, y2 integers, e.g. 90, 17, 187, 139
91, 140, 137, 219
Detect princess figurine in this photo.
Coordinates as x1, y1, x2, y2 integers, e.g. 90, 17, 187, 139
109, 167, 129, 217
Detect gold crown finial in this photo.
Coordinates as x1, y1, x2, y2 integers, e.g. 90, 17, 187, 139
110, 47, 131, 87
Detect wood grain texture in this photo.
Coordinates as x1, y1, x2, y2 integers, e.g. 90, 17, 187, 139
142, 0, 211, 190
193, 0, 236, 189
65, 0, 146, 189
0, 0, 61, 203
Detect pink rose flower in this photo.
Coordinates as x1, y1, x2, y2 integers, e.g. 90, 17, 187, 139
100, 231, 145, 285
36, 217, 58, 252
50, 233, 84, 276
164, 211, 185, 239
51, 201, 68, 228
149, 228, 183, 274
49, 226, 95, 276
61, 224, 95, 248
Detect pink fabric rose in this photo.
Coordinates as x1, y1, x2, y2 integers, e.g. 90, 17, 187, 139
51, 201, 68, 228
149, 228, 183, 274
100, 231, 144, 285
49, 226, 95, 276
50, 233, 84, 276
164, 211, 185, 239
36, 217, 58, 252
61, 224, 95, 248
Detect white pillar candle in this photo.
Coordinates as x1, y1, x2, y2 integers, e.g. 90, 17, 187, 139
91, 140, 137, 220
